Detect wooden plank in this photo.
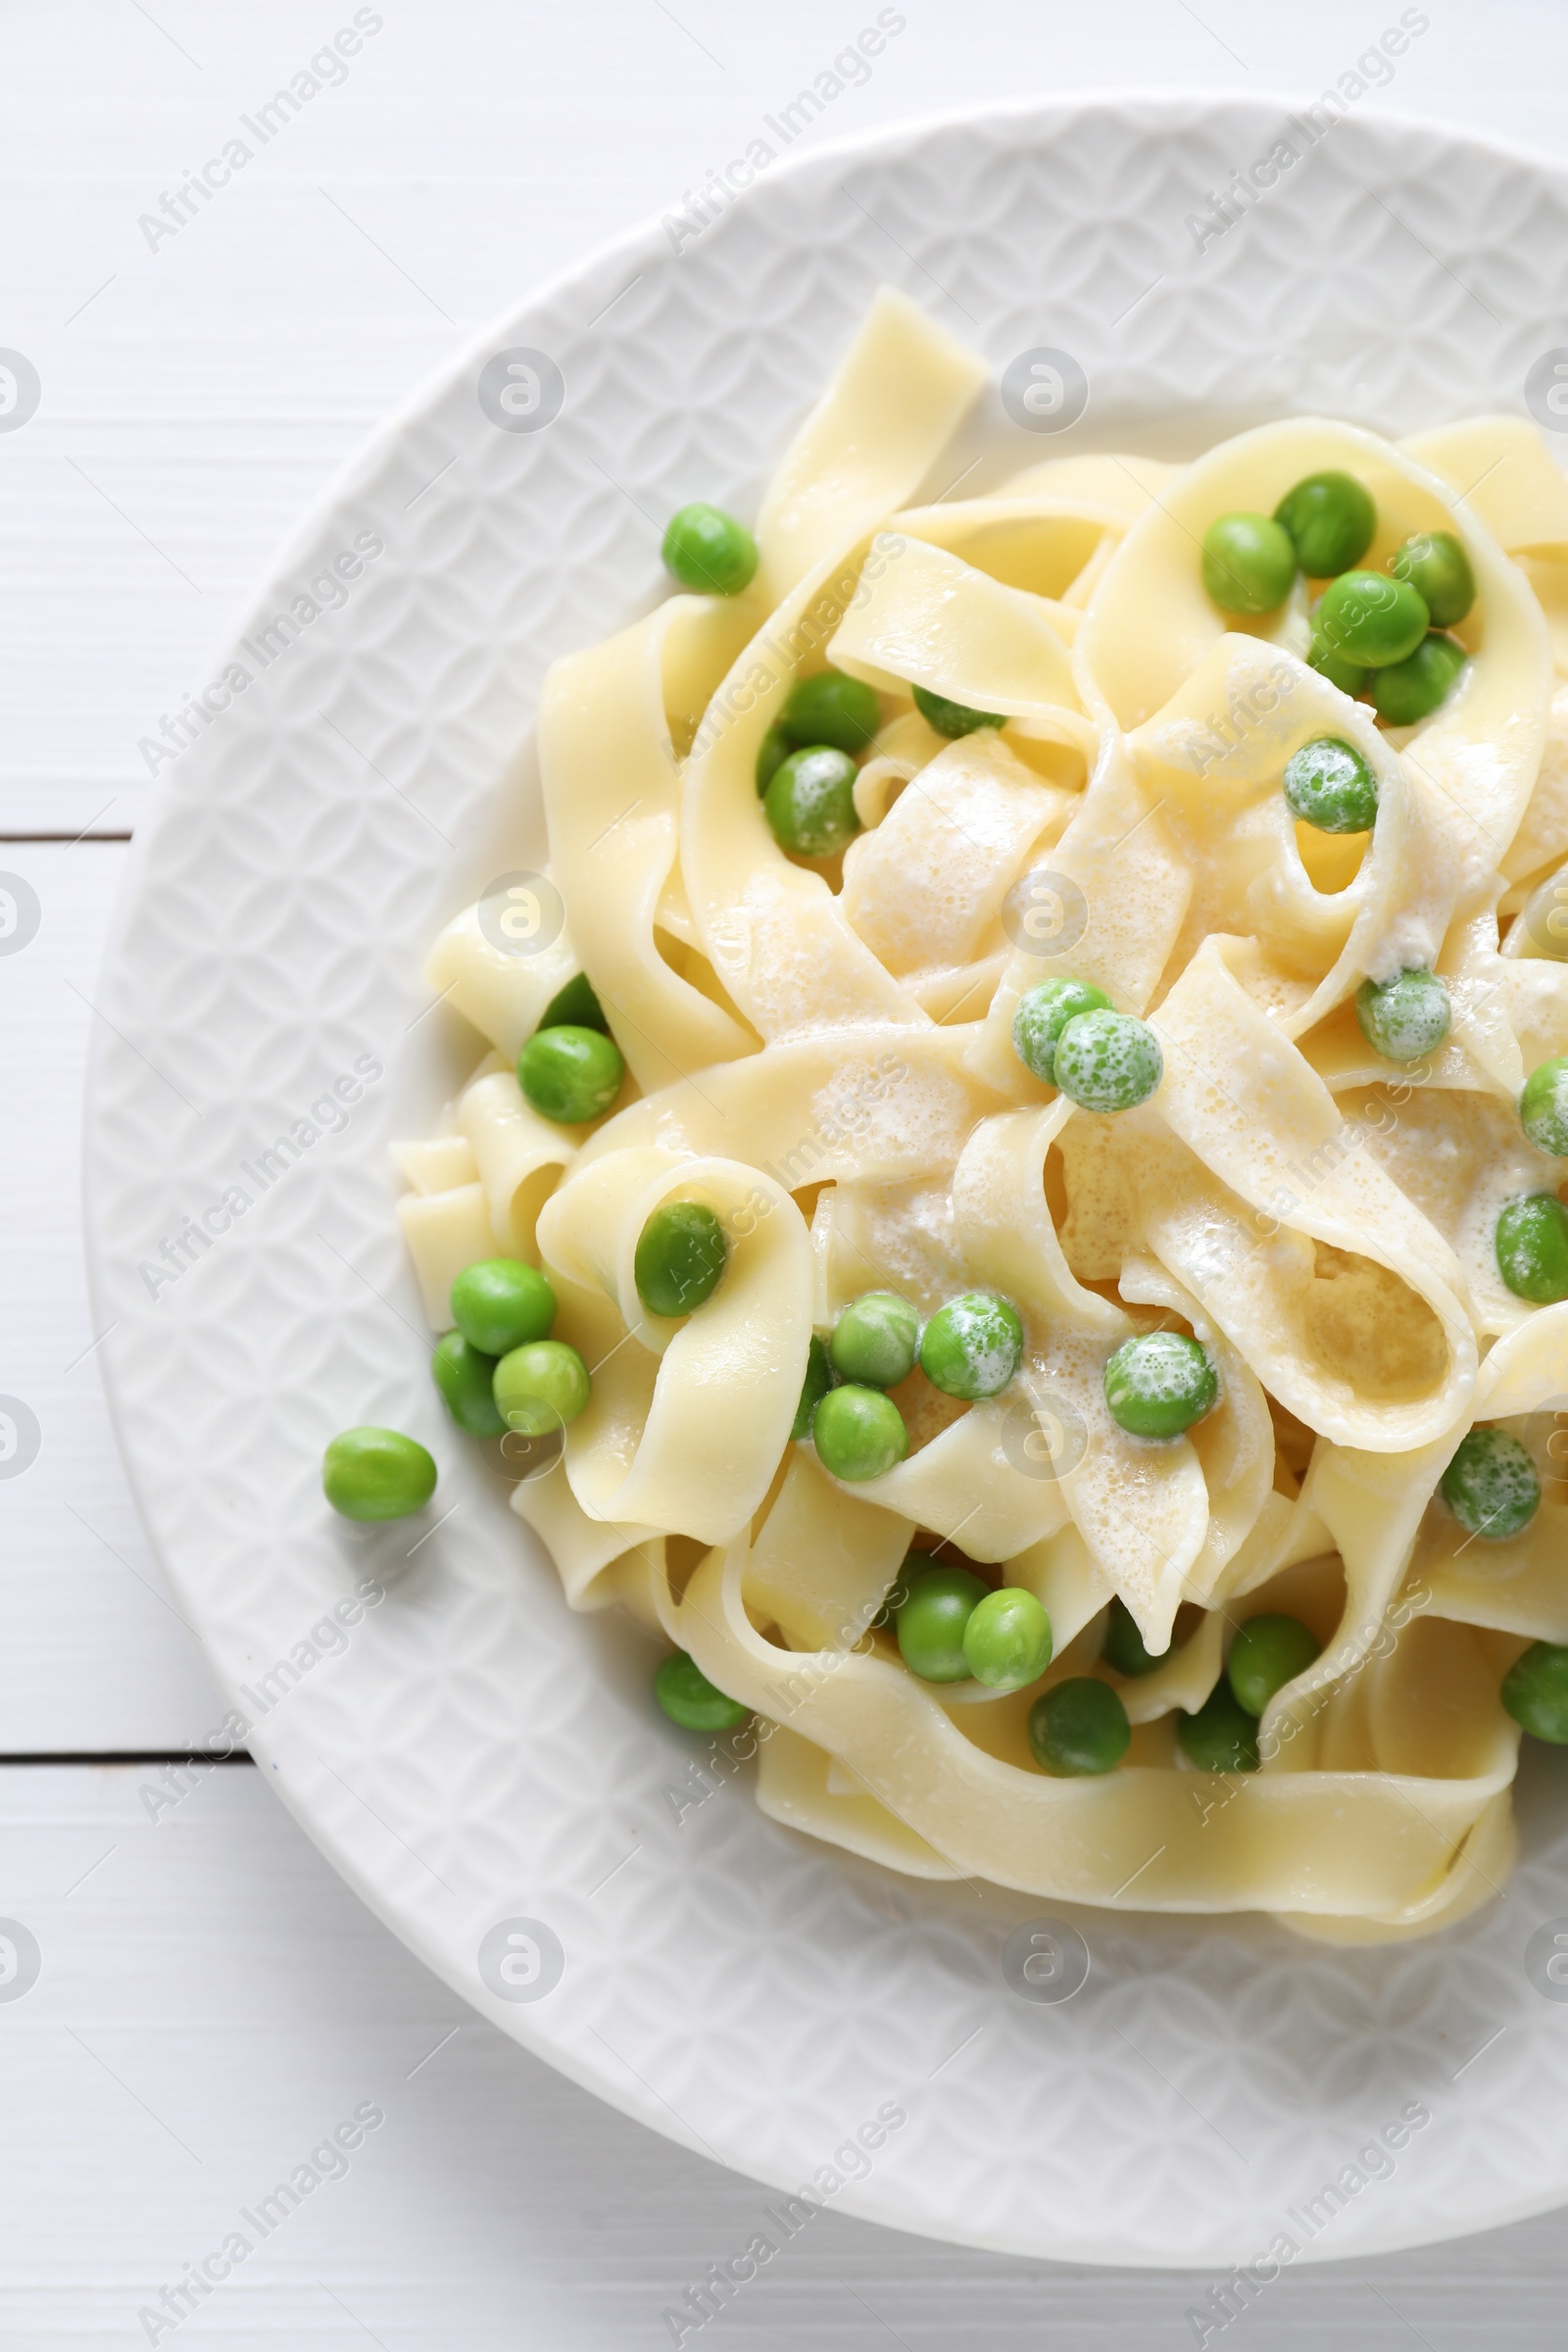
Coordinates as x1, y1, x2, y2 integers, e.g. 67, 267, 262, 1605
0, 1761, 1559, 2348
0, 842, 219, 1748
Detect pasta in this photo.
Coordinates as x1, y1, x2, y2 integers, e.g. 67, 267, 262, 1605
393, 289, 1568, 1939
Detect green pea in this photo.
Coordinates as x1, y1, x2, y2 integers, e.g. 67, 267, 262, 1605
1102, 1594, 1165, 1678
322, 1427, 437, 1522
918, 1291, 1024, 1400
1313, 569, 1429, 667
912, 684, 1007, 738
1011, 976, 1112, 1085
763, 746, 860, 858
756, 720, 792, 796
1053, 1008, 1163, 1112
811, 1384, 908, 1481
1028, 1678, 1131, 1776
829, 1291, 919, 1389
661, 502, 759, 596
1494, 1194, 1568, 1305
1501, 1641, 1568, 1742
1440, 1425, 1541, 1541
872, 1546, 938, 1630
1390, 528, 1475, 627
781, 669, 881, 754
1368, 633, 1467, 726
1281, 736, 1378, 835
1521, 1056, 1568, 1156
1200, 513, 1297, 615
634, 1201, 728, 1319
655, 1650, 750, 1731
1102, 1331, 1218, 1440
1354, 968, 1449, 1063
1306, 635, 1369, 698
1273, 470, 1376, 576
1177, 1682, 1259, 1772
431, 1333, 506, 1439
1227, 1614, 1321, 1715
493, 1340, 591, 1436
518, 1023, 625, 1124
896, 1561, 988, 1682
961, 1587, 1054, 1691
539, 970, 609, 1033
792, 1335, 833, 1441
450, 1257, 557, 1357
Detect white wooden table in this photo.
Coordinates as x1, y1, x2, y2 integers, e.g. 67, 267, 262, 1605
7, 4, 1568, 2340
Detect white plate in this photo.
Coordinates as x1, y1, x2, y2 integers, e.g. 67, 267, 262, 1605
85, 94, 1568, 2267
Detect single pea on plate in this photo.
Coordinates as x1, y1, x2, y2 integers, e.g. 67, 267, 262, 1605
655, 1650, 750, 1730
450, 1257, 556, 1357
781, 669, 881, 754
829, 1291, 919, 1389
493, 1340, 592, 1437
1102, 1331, 1217, 1440
897, 1561, 989, 1683
1282, 737, 1378, 835
635, 1201, 729, 1319
519, 1023, 625, 1124
1313, 569, 1428, 667
792, 1335, 833, 1440
1307, 637, 1368, 699
1273, 469, 1375, 577
1012, 975, 1111, 1085
1368, 632, 1467, 726
1354, 967, 1449, 1064
1521, 1056, 1568, 1157
322, 1427, 437, 1522
1227, 1614, 1320, 1715
1052, 1009, 1163, 1113
1028, 1679, 1130, 1776
1502, 1641, 1568, 1742
919, 1292, 1023, 1400
538, 969, 609, 1033
431, 1332, 507, 1439
661, 503, 759, 597
913, 684, 1007, 738
1178, 1681, 1259, 1772
756, 667, 881, 792
812, 1383, 907, 1481
1494, 1194, 1568, 1305
1440, 1425, 1540, 1541
962, 1588, 1053, 1692
1389, 528, 1475, 628
1102, 1594, 1165, 1678
1200, 513, 1296, 615
763, 746, 860, 858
